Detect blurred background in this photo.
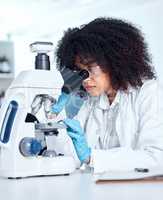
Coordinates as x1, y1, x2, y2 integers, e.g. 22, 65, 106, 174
0, 0, 163, 106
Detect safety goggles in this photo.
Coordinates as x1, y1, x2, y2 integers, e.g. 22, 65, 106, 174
74, 65, 103, 78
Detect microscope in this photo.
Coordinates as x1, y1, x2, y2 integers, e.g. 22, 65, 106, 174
0, 42, 82, 178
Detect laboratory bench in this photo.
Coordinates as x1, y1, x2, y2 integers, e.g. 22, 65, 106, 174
0, 170, 163, 200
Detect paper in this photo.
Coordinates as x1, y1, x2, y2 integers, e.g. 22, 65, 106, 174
94, 168, 163, 182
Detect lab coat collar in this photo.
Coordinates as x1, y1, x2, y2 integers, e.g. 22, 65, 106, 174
96, 91, 121, 110
89, 85, 136, 111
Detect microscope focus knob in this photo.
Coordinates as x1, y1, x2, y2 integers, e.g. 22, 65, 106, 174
19, 137, 42, 157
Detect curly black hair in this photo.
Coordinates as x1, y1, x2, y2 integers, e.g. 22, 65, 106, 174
55, 17, 156, 90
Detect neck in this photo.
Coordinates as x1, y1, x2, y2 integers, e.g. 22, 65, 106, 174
107, 89, 117, 104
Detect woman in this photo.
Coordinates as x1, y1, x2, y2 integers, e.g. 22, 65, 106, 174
54, 17, 163, 173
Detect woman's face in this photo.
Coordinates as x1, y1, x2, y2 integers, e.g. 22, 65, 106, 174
75, 56, 114, 97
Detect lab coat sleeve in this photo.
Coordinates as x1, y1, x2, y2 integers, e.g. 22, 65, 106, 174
92, 80, 163, 173
74, 97, 92, 130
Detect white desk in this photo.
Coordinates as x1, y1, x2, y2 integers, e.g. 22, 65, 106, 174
0, 170, 163, 200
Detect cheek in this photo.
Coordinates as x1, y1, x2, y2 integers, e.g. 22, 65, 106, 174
82, 74, 110, 96
97, 76, 110, 91
96, 82, 108, 94
82, 80, 108, 96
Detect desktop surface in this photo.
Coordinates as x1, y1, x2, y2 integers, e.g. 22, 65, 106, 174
0, 170, 163, 200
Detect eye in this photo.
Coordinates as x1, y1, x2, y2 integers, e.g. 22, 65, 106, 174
87, 66, 93, 72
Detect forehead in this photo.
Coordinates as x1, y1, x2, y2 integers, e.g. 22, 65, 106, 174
75, 55, 96, 64
74, 55, 110, 76
75, 55, 97, 67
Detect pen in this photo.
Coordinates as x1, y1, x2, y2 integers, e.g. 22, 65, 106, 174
135, 168, 149, 173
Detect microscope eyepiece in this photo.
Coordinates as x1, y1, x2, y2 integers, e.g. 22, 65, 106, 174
35, 53, 50, 70
30, 41, 54, 70
61, 69, 89, 94
78, 69, 89, 79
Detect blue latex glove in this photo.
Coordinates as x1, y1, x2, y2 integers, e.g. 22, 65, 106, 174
51, 92, 70, 114
63, 118, 91, 163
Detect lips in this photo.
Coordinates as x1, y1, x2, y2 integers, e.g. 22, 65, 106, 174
84, 86, 96, 91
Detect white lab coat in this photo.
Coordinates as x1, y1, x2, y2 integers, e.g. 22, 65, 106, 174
75, 79, 163, 173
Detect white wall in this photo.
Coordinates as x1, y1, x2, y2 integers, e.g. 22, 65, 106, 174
12, 0, 163, 83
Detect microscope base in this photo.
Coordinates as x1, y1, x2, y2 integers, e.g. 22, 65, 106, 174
0, 156, 76, 178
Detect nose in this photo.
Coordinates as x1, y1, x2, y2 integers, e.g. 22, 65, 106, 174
82, 75, 93, 84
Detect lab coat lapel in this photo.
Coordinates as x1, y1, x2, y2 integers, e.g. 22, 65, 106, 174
116, 92, 137, 148
86, 107, 103, 148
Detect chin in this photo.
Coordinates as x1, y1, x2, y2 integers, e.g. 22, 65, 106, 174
88, 91, 101, 97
